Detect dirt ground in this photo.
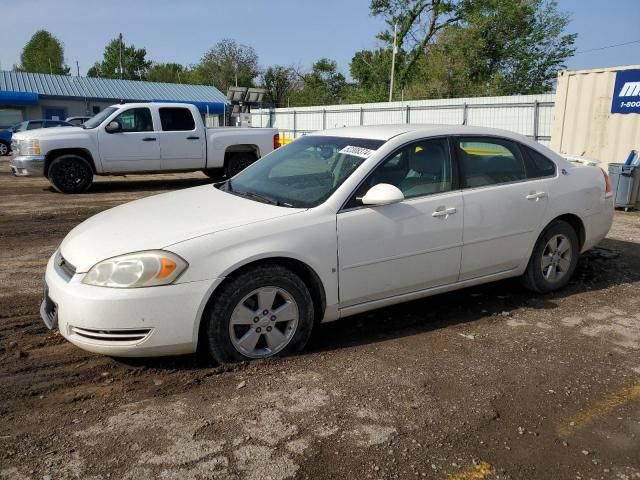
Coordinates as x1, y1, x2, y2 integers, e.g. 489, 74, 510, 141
1, 160, 639, 480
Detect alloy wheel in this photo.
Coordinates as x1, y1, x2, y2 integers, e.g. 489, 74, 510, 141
541, 234, 572, 282
228, 286, 299, 358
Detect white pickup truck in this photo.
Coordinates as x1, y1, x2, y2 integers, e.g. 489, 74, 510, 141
9, 102, 279, 193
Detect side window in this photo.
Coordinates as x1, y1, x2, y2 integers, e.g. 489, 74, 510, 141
454, 137, 526, 188
113, 108, 153, 132
522, 145, 556, 178
27, 121, 43, 130
159, 108, 196, 131
346, 138, 452, 207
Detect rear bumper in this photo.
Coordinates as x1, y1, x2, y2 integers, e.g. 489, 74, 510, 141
9, 155, 46, 176
582, 197, 614, 252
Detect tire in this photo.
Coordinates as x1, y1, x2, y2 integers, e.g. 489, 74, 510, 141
202, 168, 225, 180
521, 220, 579, 293
48, 155, 93, 194
0, 141, 9, 156
225, 152, 256, 178
202, 264, 314, 364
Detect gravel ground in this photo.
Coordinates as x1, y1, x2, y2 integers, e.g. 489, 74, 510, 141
1, 161, 639, 480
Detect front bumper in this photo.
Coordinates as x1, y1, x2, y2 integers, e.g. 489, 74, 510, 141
43, 251, 222, 357
9, 155, 46, 176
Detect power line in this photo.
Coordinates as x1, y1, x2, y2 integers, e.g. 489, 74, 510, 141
574, 39, 640, 55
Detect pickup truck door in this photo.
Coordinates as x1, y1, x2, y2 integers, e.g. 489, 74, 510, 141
157, 107, 206, 170
97, 107, 161, 172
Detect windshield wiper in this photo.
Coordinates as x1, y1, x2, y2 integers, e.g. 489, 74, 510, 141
234, 190, 283, 206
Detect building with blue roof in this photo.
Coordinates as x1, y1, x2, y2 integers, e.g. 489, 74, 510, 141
0, 71, 227, 128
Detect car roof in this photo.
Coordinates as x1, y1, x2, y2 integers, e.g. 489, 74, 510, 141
312, 124, 531, 142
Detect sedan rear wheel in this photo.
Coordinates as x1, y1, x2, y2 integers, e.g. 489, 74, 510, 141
202, 264, 314, 364
522, 220, 579, 293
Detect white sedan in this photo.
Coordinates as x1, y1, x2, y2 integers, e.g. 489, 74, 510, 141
42, 125, 614, 363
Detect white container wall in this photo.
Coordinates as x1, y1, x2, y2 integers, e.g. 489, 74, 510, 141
252, 93, 555, 146
551, 65, 640, 165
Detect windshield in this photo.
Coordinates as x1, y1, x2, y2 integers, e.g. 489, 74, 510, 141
225, 135, 385, 208
83, 107, 118, 129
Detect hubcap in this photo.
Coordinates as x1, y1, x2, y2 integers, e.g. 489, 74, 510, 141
541, 234, 572, 282
0, 143, 7, 156
229, 286, 299, 358
57, 162, 87, 190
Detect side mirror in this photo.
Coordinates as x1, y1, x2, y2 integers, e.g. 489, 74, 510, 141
361, 183, 404, 206
105, 121, 121, 133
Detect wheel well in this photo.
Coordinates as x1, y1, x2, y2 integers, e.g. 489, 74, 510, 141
45, 149, 96, 177
551, 213, 586, 250
224, 145, 259, 164
198, 257, 326, 346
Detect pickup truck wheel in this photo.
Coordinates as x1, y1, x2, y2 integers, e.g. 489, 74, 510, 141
202, 264, 314, 364
521, 220, 579, 293
202, 168, 225, 180
48, 155, 93, 194
0, 141, 9, 156
226, 152, 256, 178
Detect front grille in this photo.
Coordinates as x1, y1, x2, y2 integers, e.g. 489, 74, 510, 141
70, 326, 151, 343
40, 285, 58, 330
56, 252, 76, 280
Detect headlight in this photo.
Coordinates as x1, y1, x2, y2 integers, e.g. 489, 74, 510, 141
23, 139, 41, 155
82, 250, 188, 288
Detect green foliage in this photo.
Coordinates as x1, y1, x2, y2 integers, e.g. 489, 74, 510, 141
87, 37, 151, 80
362, 0, 576, 100
290, 59, 347, 107
261, 66, 300, 107
348, 48, 396, 103
146, 63, 202, 84
194, 39, 260, 91
16, 30, 70, 75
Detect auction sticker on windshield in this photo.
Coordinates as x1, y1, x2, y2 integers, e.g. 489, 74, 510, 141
339, 145, 377, 159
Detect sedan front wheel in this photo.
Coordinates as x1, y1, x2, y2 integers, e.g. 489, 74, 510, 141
202, 264, 314, 364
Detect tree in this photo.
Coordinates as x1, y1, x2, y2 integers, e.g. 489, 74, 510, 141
194, 39, 260, 91
87, 36, 151, 80
146, 63, 196, 84
261, 66, 300, 107
291, 59, 347, 106
348, 48, 396, 103
367, 0, 576, 98
16, 30, 70, 75
370, 0, 464, 88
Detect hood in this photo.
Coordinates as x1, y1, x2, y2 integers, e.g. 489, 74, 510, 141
13, 126, 82, 141
60, 185, 304, 272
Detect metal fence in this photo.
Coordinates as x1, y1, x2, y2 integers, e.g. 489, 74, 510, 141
252, 93, 555, 146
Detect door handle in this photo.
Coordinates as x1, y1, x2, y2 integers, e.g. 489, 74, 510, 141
526, 191, 547, 201
142, 137, 157, 142
186, 136, 200, 140
432, 207, 457, 218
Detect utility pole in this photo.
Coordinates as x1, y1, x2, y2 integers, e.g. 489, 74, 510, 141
75, 61, 80, 77
389, 21, 398, 102
118, 33, 124, 80
48, 58, 53, 75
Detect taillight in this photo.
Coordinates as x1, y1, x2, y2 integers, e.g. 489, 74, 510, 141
602, 168, 613, 198
273, 133, 281, 149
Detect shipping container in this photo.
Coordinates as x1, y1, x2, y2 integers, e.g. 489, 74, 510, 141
551, 65, 640, 166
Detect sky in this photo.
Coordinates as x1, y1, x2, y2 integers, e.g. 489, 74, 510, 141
1, 0, 639, 79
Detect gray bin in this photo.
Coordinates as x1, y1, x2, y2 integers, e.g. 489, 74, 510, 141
608, 163, 640, 210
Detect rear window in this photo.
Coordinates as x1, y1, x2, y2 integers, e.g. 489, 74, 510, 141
159, 108, 195, 131
523, 145, 556, 178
